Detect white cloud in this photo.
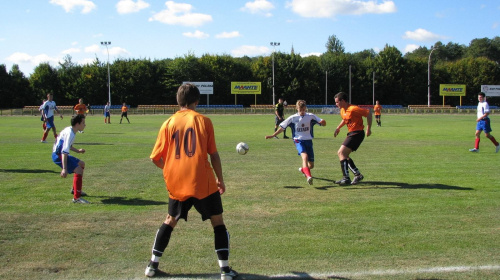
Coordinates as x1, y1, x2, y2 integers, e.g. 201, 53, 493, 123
149, 1, 212, 27
493, 22, 499, 29
231, 45, 270, 57
183, 30, 209, 39
49, 0, 96, 14
403, 28, 445, 42
116, 0, 150, 14
301, 52, 322, 57
286, 0, 396, 18
215, 31, 241, 39
85, 44, 101, 53
108, 46, 130, 56
241, 0, 274, 17
404, 44, 420, 53
6, 52, 59, 67
62, 48, 81, 55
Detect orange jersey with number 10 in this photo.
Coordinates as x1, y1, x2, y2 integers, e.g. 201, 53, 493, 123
341, 105, 369, 132
150, 109, 218, 201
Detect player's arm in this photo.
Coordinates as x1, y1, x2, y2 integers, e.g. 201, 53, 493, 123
55, 107, 63, 119
209, 152, 226, 194
366, 110, 373, 137
265, 126, 284, 139
70, 146, 85, 154
60, 153, 68, 178
151, 158, 164, 169
319, 119, 326, 126
334, 120, 346, 137
477, 112, 490, 122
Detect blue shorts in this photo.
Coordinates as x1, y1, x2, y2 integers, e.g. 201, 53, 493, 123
476, 118, 492, 133
52, 153, 80, 174
104, 112, 110, 117
294, 139, 314, 162
46, 116, 55, 129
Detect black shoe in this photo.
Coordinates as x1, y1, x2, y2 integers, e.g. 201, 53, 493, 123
283, 135, 289, 139
335, 177, 351, 186
221, 267, 238, 280
145, 261, 159, 277
351, 174, 364, 185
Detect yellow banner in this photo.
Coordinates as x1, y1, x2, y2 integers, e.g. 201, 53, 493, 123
440, 84, 466, 96
231, 82, 261, 94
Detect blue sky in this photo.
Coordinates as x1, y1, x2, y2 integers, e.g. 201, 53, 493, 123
1, 0, 499, 75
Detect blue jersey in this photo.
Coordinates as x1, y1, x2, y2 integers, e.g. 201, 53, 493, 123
279, 113, 323, 140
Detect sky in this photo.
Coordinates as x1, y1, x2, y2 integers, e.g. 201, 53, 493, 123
1, 0, 499, 76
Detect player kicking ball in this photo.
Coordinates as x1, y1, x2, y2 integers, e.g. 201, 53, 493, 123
266, 100, 326, 185
52, 114, 89, 203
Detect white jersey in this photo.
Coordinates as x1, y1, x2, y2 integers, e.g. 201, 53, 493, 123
104, 105, 110, 112
42, 100, 58, 118
53, 126, 76, 155
279, 112, 323, 140
477, 101, 490, 119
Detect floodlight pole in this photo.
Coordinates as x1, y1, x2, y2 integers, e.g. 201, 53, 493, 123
101, 41, 111, 106
428, 46, 438, 107
270, 42, 280, 106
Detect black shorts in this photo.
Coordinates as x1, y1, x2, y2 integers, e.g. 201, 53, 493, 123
342, 130, 365, 151
121, 112, 128, 117
275, 116, 284, 125
168, 191, 223, 221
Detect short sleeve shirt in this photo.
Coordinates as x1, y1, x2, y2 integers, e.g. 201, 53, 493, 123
341, 105, 369, 132
477, 101, 490, 119
374, 105, 382, 116
53, 126, 75, 155
280, 112, 323, 140
43, 101, 57, 118
74, 104, 87, 115
150, 109, 218, 201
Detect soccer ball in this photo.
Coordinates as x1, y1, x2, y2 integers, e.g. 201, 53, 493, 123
236, 142, 249, 155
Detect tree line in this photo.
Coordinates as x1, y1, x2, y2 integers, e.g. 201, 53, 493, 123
1, 36, 499, 109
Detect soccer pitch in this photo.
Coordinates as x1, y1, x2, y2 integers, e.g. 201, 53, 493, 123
1, 113, 499, 280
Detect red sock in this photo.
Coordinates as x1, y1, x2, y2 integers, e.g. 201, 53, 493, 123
475, 138, 480, 149
42, 131, 49, 141
73, 174, 83, 199
490, 136, 499, 146
54, 134, 58, 139
302, 167, 312, 178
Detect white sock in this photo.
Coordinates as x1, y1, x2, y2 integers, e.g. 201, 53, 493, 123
151, 255, 160, 262
218, 260, 229, 268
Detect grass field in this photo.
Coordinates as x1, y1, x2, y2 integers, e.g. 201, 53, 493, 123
1, 113, 499, 280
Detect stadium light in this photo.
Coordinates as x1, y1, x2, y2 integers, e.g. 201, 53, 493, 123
270, 42, 280, 106
428, 45, 438, 107
101, 41, 111, 106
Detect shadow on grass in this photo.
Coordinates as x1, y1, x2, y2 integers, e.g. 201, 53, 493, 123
149, 270, 351, 279
312, 178, 474, 191
95, 196, 167, 206
0, 168, 58, 174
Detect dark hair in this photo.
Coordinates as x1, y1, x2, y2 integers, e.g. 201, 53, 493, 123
479, 92, 486, 97
71, 114, 85, 126
334, 91, 348, 101
176, 84, 200, 107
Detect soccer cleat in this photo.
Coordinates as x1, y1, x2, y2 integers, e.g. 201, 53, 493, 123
145, 261, 159, 277
221, 267, 238, 280
351, 174, 364, 185
496, 145, 500, 153
274, 136, 279, 139
335, 177, 352, 186
41, 140, 47, 143
71, 189, 87, 196
307, 176, 313, 185
469, 148, 479, 152
283, 135, 289, 139
72, 197, 90, 204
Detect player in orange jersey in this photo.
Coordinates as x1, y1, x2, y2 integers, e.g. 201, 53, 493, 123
74, 98, 87, 116
333, 92, 372, 185
119, 102, 130, 124
373, 100, 382, 127
145, 84, 237, 280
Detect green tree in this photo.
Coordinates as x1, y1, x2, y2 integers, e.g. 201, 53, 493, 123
325, 34, 345, 54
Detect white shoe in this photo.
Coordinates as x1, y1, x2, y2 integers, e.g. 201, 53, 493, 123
469, 148, 479, 152
496, 145, 500, 153
221, 268, 238, 280
40, 140, 47, 143
72, 198, 90, 204
307, 177, 313, 185
145, 261, 158, 277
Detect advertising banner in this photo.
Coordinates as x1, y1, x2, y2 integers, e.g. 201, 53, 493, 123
231, 82, 261, 94
439, 84, 466, 96
183, 81, 213, 94
481, 85, 500, 97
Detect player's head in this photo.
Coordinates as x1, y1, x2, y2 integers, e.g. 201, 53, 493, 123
123, 102, 126, 106
278, 98, 283, 103
71, 114, 86, 127
334, 92, 349, 109
47, 93, 53, 100
79, 98, 83, 104
478, 92, 486, 102
296, 100, 307, 115
376, 100, 380, 105
177, 83, 200, 107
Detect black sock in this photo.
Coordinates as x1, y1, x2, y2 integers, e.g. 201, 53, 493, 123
214, 225, 229, 261
347, 158, 359, 176
340, 159, 350, 178
152, 223, 173, 257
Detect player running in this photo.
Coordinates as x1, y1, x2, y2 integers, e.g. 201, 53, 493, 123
265, 100, 326, 185
41, 93, 63, 143
469, 92, 500, 153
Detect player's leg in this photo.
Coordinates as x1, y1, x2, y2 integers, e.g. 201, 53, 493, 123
470, 129, 482, 152
336, 145, 352, 185
485, 132, 500, 152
